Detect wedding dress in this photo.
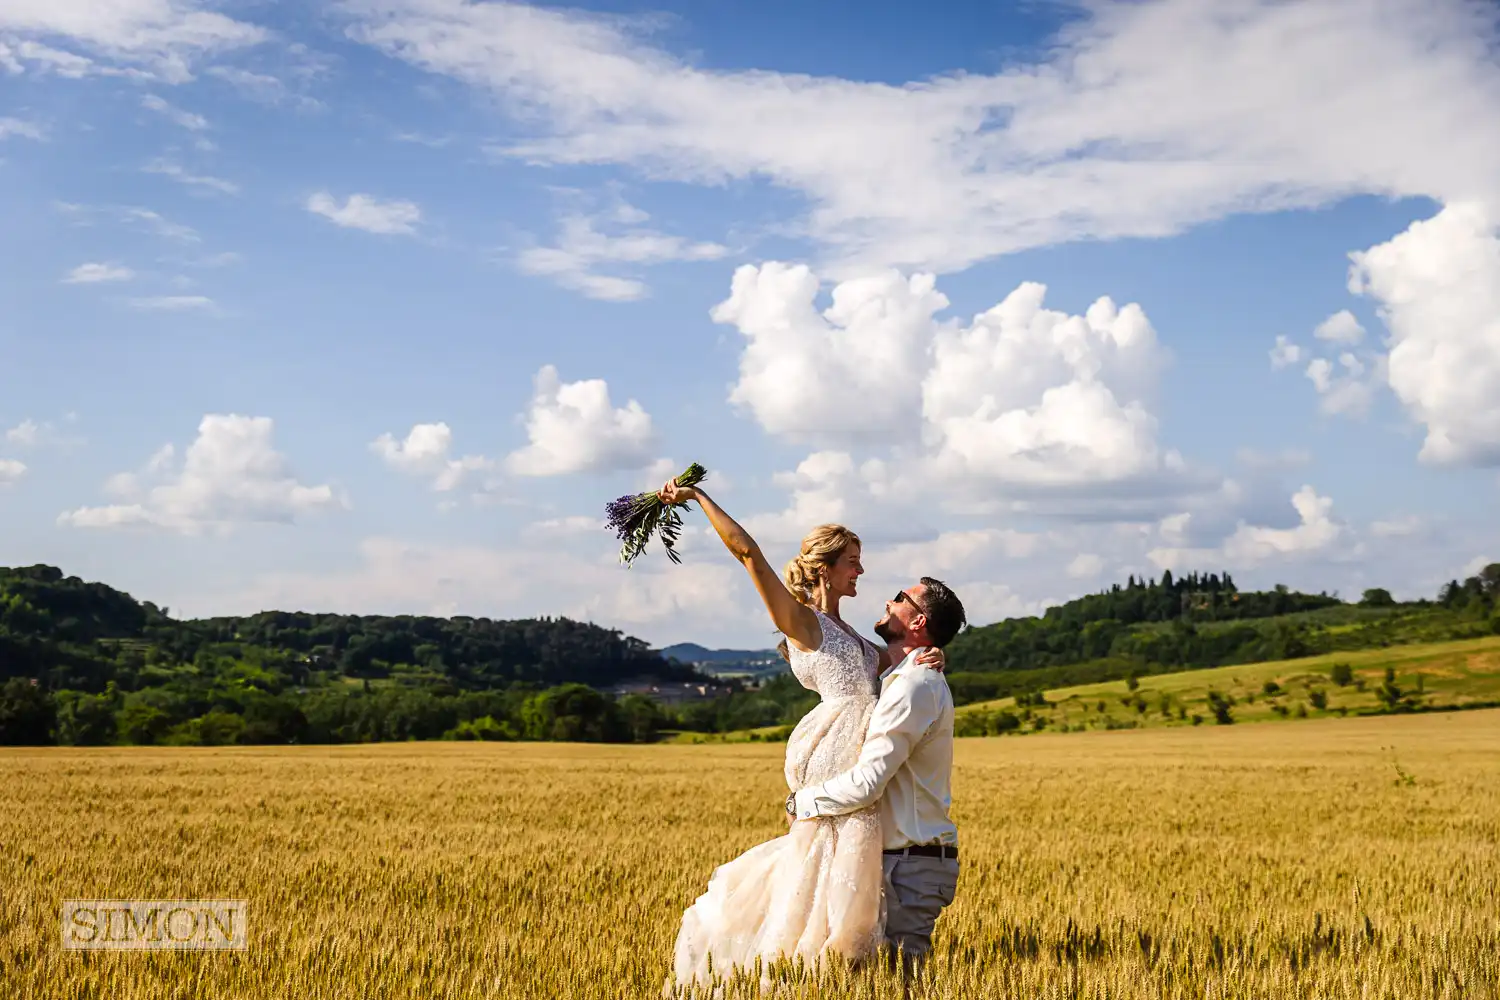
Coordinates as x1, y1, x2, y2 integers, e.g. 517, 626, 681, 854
667, 609, 885, 989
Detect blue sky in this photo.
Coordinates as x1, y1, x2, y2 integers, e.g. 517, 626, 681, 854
1, 0, 1498, 647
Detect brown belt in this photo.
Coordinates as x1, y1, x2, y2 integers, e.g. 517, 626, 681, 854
883, 844, 958, 860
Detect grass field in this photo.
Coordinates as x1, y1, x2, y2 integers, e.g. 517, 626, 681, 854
4, 710, 1499, 999
957, 635, 1500, 733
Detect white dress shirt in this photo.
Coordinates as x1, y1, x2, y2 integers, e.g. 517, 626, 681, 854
790, 647, 957, 850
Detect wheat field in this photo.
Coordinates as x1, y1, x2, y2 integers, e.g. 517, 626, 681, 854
4, 709, 1498, 1000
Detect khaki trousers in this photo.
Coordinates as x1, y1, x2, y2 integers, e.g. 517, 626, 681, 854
881, 853, 959, 971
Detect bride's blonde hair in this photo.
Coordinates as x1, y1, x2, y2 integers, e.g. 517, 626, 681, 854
782, 524, 861, 606
777, 524, 861, 664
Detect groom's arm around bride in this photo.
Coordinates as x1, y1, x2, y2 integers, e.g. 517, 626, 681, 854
787, 577, 966, 972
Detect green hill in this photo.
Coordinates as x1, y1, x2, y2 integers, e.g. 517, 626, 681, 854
0, 564, 702, 747
955, 635, 1500, 736
941, 568, 1500, 706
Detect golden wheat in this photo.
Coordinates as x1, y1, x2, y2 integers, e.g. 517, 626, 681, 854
4, 710, 1498, 999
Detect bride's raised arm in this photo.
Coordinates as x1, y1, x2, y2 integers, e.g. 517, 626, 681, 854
657, 481, 821, 652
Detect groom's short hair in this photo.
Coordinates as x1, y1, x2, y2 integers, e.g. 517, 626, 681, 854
918, 577, 966, 647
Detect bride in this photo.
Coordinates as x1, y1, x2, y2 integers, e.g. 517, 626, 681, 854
657, 479, 943, 990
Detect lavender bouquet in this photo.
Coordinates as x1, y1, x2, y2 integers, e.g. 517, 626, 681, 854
605, 462, 708, 567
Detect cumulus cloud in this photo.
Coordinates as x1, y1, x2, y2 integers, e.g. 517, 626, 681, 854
1348, 202, 1500, 466
58, 414, 344, 534
63, 262, 134, 284
505, 365, 655, 476
1305, 352, 1380, 417
0, 0, 268, 82
923, 282, 1180, 494
1314, 309, 1365, 345
1149, 485, 1345, 570
1067, 553, 1106, 579
517, 195, 727, 301
0, 459, 25, 485
1269, 335, 1303, 370
370, 422, 496, 492
714, 265, 1192, 504
342, 0, 1500, 276
742, 451, 895, 543
307, 192, 421, 235
712, 264, 943, 447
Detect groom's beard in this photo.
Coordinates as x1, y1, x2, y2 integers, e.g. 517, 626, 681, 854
874, 618, 901, 643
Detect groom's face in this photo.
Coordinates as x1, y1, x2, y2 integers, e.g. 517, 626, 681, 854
875, 584, 927, 643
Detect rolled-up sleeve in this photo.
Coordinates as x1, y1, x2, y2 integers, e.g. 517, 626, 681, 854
792, 672, 937, 820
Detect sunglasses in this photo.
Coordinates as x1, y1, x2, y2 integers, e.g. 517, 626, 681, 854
893, 590, 927, 616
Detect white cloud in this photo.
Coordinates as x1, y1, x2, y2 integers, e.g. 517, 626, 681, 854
1348, 202, 1500, 466
128, 295, 213, 311
923, 282, 1179, 494
1067, 553, 1105, 579
141, 93, 207, 130
0, 117, 44, 140
5, 416, 82, 451
516, 195, 727, 301
879, 528, 1043, 580
742, 450, 893, 543
712, 264, 943, 447
5, 420, 40, 447
370, 422, 496, 492
144, 159, 239, 195
714, 265, 1199, 516
58, 414, 344, 534
0, 459, 25, 485
1269, 335, 1303, 370
1462, 554, 1495, 578
306, 191, 421, 235
1314, 309, 1365, 345
63, 262, 134, 284
343, 0, 1500, 276
505, 365, 655, 476
1149, 485, 1345, 570
1304, 352, 1379, 417
0, 0, 268, 82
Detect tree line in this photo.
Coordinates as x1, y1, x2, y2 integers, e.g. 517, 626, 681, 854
1, 562, 1497, 746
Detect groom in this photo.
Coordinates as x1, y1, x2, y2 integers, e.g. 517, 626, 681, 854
786, 576, 966, 972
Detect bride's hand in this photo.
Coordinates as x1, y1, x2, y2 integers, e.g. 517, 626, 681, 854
658, 480, 701, 506
916, 646, 946, 672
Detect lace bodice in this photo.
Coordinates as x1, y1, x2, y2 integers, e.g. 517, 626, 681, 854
787, 610, 880, 699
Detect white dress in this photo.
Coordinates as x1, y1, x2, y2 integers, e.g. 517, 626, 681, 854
668, 609, 885, 989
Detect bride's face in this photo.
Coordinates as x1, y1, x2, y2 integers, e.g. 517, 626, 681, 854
824, 543, 864, 598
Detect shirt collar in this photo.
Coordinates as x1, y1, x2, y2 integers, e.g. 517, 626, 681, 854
880, 645, 929, 682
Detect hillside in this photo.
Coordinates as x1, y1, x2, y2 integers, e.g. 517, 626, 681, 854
0, 564, 704, 747
941, 568, 1500, 704
955, 635, 1500, 736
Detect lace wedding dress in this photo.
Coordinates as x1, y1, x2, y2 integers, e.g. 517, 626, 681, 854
667, 609, 885, 990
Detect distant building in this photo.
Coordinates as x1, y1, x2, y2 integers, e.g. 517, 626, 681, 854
607, 679, 727, 705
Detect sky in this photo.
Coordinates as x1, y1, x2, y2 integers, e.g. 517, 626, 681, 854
1, 0, 1498, 649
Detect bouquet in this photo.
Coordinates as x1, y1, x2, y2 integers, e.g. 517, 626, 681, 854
605, 462, 708, 567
